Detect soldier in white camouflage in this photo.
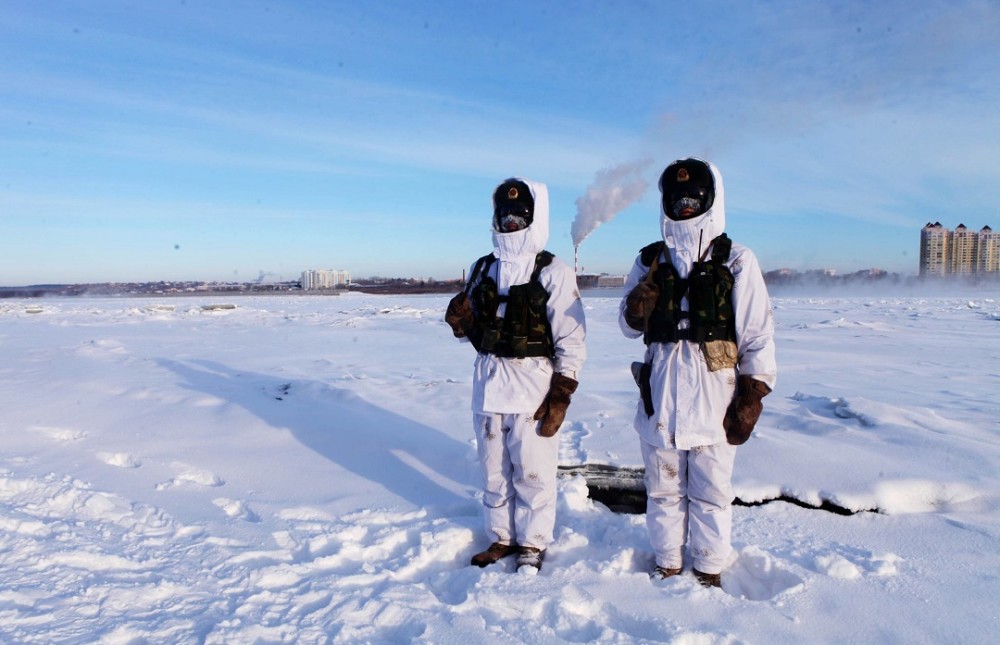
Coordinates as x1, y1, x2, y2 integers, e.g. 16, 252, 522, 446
620, 158, 776, 587
446, 177, 587, 573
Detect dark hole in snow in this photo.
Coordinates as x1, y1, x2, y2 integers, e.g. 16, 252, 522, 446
557, 464, 876, 516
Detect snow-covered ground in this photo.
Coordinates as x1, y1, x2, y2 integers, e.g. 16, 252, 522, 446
1, 290, 998, 643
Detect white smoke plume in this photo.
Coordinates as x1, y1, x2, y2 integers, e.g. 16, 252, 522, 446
571, 159, 653, 248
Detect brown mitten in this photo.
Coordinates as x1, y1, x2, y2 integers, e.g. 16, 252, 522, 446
533, 373, 579, 437
445, 292, 473, 338
724, 375, 772, 445
624, 282, 659, 331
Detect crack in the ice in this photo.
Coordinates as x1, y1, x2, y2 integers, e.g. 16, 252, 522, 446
557, 464, 878, 516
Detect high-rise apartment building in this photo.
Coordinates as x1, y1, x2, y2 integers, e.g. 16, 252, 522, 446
919, 223, 949, 276
920, 223, 999, 277
950, 225, 977, 275
301, 269, 351, 290
978, 226, 999, 273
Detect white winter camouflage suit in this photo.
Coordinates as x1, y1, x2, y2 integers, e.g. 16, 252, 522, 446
619, 160, 776, 575
463, 178, 587, 551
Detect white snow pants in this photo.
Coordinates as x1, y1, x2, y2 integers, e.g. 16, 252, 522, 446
640, 438, 737, 575
474, 412, 560, 550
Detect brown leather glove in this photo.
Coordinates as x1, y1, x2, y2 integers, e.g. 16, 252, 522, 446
624, 282, 659, 331
533, 373, 579, 437
724, 375, 772, 445
445, 292, 474, 338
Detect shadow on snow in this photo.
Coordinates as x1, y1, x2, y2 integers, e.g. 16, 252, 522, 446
157, 358, 475, 510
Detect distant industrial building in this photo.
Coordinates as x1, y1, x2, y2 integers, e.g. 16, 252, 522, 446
920, 223, 999, 277
595, 275, 626, 289
576, 274, 626, 289
301, 269, 351, 290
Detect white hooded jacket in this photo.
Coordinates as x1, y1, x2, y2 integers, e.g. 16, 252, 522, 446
619, 161, 776, 449
466, 178, 587, 414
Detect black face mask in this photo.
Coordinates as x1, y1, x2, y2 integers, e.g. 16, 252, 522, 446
659, 160, 715, 221
495, 203, 532, 232
669, 185, 711, 219
493, 179, 534, 232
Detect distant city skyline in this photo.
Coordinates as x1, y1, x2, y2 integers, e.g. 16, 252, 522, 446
4, 220, 1000, 288
919, 222, 999, 277
2, 1, 999, 285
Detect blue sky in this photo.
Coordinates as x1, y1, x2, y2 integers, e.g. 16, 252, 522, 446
2, 0, 998, 285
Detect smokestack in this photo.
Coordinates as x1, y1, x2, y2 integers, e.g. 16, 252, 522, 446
574, 245, 579, 275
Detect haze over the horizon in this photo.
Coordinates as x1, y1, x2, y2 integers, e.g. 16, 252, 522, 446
2, 1, 998, 285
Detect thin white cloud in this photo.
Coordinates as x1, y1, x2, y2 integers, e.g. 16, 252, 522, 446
1, 57, 636, 187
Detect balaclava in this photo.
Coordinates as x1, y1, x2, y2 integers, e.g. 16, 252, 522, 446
659, 158, 715, 221
493, 179, 535, 232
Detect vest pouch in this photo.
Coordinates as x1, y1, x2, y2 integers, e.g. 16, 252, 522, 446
702, 340, 738, 372
473, 277, 500, 320
505, 284, 530, 335
472, 277, 501, 353
688, 262, 717, 328
505, 284, 531, 357
644, 260, 679, 345
480, 327, 500, 353
526, 282, 551, 353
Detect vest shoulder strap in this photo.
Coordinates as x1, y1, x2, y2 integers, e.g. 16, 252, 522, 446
640, 241, 665, 267
467, 253, 496, 290
531, 251, 554, 281
470, 251, 554, 288
711, 233, 732, 264
639, 236, 731, 270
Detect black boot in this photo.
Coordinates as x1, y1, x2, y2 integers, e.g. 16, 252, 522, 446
471, 542, 518, 567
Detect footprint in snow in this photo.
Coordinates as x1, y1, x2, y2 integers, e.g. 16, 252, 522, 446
30, 425, 86, 442
559, 420, 590, 465
812, 549, 902, 578
75, 338, 129, 360
213, 498, 261, 522
791, 392, 875, 427
723, 546, 805, 601
98, 452, 142, 468
156, 462, 224, 490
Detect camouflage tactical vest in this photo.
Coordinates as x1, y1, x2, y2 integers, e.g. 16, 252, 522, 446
640, 234, 737, 345
467, 251, 555, 359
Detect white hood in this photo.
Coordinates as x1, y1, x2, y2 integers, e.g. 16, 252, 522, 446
660, 159, 725, 276
492, 178, 549, 261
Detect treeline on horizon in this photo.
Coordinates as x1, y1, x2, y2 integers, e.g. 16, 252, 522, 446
3, 270, 999, 299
